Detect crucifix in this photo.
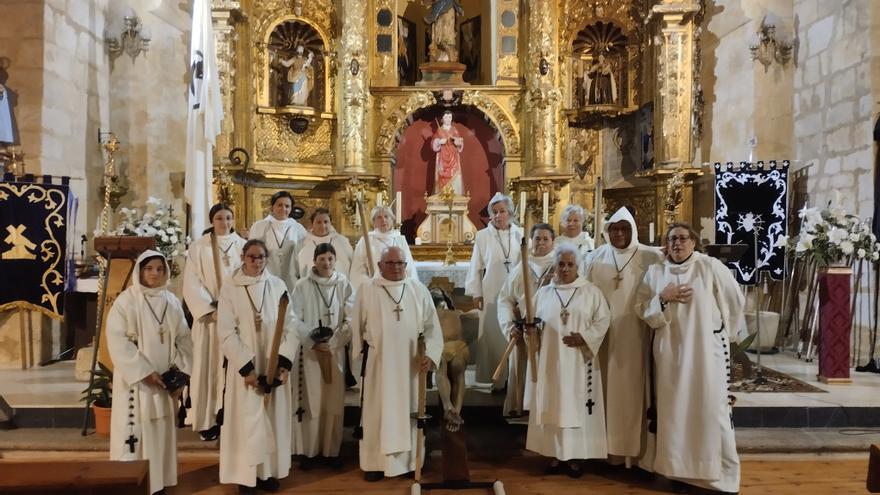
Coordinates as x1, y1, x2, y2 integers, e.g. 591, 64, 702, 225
158, 326, 166, 344
393, 305, 403, 321
585, 398, 595, 415
503, 259, 511, 272
295, 406, 305, 422
613, 272, 623, 290
222, 252, 231, 267
254, 315, 262, 332
560, 308, 570, 325
125, 434, 139, 453
382, 284, 406, 322
324, 308, 335, 323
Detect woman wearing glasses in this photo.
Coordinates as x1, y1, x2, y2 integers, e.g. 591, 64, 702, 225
217, 240, 296, 494
349, 205, 417, 291
635, 223, 744, 494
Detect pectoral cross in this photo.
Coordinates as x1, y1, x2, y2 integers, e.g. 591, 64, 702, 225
393, 305, 403, 321
158, 326, 166, 344
222, 253, 231, 267
503, 259, 511, 273
254, 315, 262, 332
295, 406, 305, 422
585, 398, 595, 415
324, 308, 335, 323
125, 434, 139, 453
613, 273, 623, 290
560, 308, 570, 325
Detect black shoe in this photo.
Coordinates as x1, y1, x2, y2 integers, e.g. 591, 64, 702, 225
256, 477, 280, 492
299, 456, 316, 471
326, 456, 344, 469
199, 425, 220, 441
364, 471, 384, 482
153, 490, 166, 495
566, 460, 584, 478
237, 485, 257, 495
670, 480, 692, 494
545, 458, 563, 475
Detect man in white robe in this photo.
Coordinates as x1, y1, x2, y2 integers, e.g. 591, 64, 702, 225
583, 206, 663, 467
351, 246, 443, 481
290, 243, 354, 468
248, 191, 307, 293
218, 240, 296, 494
636, 223, 744, 494
466, 193, 524, 388
497, 223, 556, 417
107, 250, 193, 495
526, 244, 610, 477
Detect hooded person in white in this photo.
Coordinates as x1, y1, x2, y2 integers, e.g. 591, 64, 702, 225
525, 244, 611, 475
183, 203, 247, 439
555, 204, 594, 271
217, 239, 296, 492
248, 191, 307, 293
351, 246, 443, 481
107, 250, 193, 495
635, 222, 744, 494
496, 223, 557, 417
349, 205, 417, 292
290, 242, 354, 466
465, 193, 524, 387
582, 206, 663, 466
296, 207, 353, 278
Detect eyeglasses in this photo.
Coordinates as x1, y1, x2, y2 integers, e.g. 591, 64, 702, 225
246, 255, 267, 261
667, 235, 691, 243
381, 261, 407, 267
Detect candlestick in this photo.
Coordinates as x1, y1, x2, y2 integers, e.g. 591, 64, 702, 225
395, 191, 402, 227
519, 191, 526, 225
542, 192, 549, 223
649, 222, 655, 245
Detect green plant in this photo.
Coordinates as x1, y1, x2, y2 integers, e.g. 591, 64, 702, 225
81, 363, 113, 408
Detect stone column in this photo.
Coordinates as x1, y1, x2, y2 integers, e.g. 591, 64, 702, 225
650, 1, 701, 169
524, 0, 562, 175
212, 1, 240, 162
339, 0, 369, 174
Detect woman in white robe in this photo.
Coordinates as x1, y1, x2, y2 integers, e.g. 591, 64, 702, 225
525, 244, 610, 477
296, 207, 353, 278
218, 239, 296, 494
349, 205, 417, 291
496, 223, 556, 417
635, 222, 744, 494
465, 193, 524, 387
107, 250, 193, 495
290, 242, 354, 468
555, 204, 595, 272
183, 203, 247, 440
583, 206, 664, 466
248, 191, 307, 293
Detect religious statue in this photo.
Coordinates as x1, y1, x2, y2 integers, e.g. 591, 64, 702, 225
424, 0, 463, 62
585, 53, 617, 105
430, 288, 474, 432
280, 45, 314, 107
431, 110, 464, 195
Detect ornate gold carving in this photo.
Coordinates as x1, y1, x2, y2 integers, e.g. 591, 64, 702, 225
375, 91, 437, 157
254, 114, 335, 165
461, 91, 521, 155
339, 0, 368, 173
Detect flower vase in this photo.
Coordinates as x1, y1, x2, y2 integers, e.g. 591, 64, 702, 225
817, 265, 853, 384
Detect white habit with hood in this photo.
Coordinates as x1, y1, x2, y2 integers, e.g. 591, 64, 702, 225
635, 251, 744, 493
351, 276, 443, 476
107, 250, 193, 495
526, 276, 610, 461
289, 269, 354, 458
465, 221, 524, 385
297, 231, 354, 279
583, 207, 663, 461
496, 249, 555, 416
217, 266, 296, 487
183, 231, 247, 432
349, 229, 418, 291
248, 215, 307, 293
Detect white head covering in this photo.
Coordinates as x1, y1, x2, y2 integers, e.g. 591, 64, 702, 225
603, 206, 639, 251
134, 249, 170, 296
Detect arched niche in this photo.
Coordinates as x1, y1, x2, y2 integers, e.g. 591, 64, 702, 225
569, 20, 639, 111
261, 18, 330, 112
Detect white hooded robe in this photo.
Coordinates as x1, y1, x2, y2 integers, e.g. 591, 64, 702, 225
296, 231, 354, 279
248, 216, 307, 293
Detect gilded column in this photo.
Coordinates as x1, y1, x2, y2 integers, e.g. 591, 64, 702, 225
524, 0, 563, 175
650, 1, 701, 169
339, 0, 369, 174
211, 1, 240, 161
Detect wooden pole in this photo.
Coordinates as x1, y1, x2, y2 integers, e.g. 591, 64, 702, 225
520, 238, 539, 383
356, 198, 375, 278
593, 176, 603, 247
414, 333, 427, 482
17, 308, 26, 370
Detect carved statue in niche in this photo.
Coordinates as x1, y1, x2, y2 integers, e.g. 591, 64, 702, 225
424, 0, 463, 62
572, 21, 628, 109
585, 53, 617, 104
268, 20, 324, 108
431, 110, 464, 195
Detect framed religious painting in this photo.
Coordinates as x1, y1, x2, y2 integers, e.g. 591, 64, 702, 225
459, 16, 481, 83
397, 16, 417, 86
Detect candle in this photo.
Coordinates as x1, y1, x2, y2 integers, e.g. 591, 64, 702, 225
649, 222, 655, 245
395, 191, 402, 227
519, 191, 526, 225
542, 192, 549, 223
376, 192, 383, 207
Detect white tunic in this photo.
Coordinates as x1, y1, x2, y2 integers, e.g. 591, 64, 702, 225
248, 216, 307, 293
289, 270, 354, 458
182, 232, 247, 432
496, 250, 555, 416
351, 277, 443, 476
583, 208, 664, 459
107, 250, 193, 495
526, 277, 610, 461
636, 252, 744, 492
296, 232, 354, 278
349, 230, 417, 291
218, 268, 296, 487
465, 223, 524, 385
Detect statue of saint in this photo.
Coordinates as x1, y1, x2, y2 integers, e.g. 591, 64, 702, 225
424, 0, 463, 62
585, 53, 617, 105
280, 45, 314, 107
431, 110, 464, 195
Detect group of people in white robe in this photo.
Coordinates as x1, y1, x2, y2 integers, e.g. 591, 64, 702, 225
106, 188, 743, 495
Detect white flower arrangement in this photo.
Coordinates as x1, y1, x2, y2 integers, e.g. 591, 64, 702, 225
787, 199, 880, 267
115, 198, 189, 277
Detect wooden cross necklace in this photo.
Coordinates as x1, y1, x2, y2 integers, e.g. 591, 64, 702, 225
244, 281, 269, 332
382, 284, 406, 321
219, 240, 235, 267
311, 279, 338, 324
494, 226, 512, 273
553, 286, 579, 325
612, 247, 638, 289
142, 294, 169, 344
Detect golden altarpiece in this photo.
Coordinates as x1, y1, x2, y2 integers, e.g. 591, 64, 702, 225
209, 0, 708, 256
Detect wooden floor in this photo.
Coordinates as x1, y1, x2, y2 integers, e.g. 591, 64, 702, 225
3, 452, 861, 495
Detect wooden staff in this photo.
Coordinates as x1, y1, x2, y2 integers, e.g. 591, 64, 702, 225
593, 176, 603, 247
520, 238, 539, 383
209, 232, 223, 294
356, 198, 375, 278
414, 332, 427, 482
264, 291, 289, 407
18, 308, 27, 370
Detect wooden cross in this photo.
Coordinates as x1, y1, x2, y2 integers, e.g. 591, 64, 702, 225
393, 305, 403, 321
613, 272, 623, 289
295, 406, 305, 422
158, 326, 166, 344
254, 315, 262, 332
503, 259, 511, 272
585, 398, 595, 415
222, 253, 231, 267
324, 308, 335, 323
560, 308, 570, 325
125, 434, 138, 453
